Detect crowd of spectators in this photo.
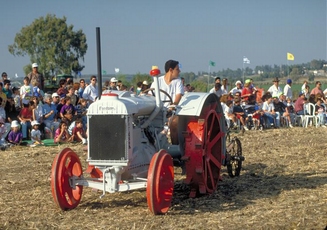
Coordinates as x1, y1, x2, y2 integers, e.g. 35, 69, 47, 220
1, 63, 326, 149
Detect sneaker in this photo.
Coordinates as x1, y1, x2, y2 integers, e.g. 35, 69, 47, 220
322, 125, 326, 128
244, 126, 249, 131
289, 124, 293, 128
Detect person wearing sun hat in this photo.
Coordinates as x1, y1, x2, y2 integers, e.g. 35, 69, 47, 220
268, 77, 282, 98
7, 120, 23, 145
30, 120, 43, 146
230, 80, 243, 95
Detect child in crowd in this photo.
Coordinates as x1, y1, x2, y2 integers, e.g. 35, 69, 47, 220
30, 120, 43, 146
54, 121, 73, 144
17, 101, 35, 139
32, 82, 41, 98
0, 97, 7, 121
13, 87, 21, 112
8, 120, 23, 145
72, 119, 87, 144
60, 96, 76, 125
233, 99, 249, 130
76, 98, 88, 129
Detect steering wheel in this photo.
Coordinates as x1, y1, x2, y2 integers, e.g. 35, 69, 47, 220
142, 88, 173, 104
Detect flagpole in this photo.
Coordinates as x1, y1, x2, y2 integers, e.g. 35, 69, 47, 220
242, 60, 245, 83
207, 65, 210, 92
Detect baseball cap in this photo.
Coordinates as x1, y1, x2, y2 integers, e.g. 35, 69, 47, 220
287, 79, 292, 84
299, 92, 304, 96
110, 77, 118, 83
142, 80, 148, 85
32, 63, 38, 68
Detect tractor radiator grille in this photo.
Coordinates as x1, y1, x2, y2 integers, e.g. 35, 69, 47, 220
88, 115, 126, 161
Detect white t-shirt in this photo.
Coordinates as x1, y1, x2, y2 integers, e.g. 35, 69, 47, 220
209, 87, 222, 97
283, 84, 292, 99
221, 85, 229, 95
262, 101, 274, 112
230, 87, 242, 95
150, 76, 184, 107
267, 85, 282, 98
20, 85, 33, 105
83, 84, 98, 102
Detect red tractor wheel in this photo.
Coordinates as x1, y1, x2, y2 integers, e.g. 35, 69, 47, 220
147, 149, 174, 215
51, 148, 83, 210
184, 109, 225, 197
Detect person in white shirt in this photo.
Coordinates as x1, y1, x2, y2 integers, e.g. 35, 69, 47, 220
301, 80, 308, 93
283, 79, 293, 100
230, 80, 243, 95
262, 95, 278, 127
267, 77, 282, 98
149, 60, 184, 107
82, 75, 98, 103
209, 83, 222, 97
221, 78, 229, 95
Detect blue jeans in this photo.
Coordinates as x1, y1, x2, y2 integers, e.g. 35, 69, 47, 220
21, 121, 31, 138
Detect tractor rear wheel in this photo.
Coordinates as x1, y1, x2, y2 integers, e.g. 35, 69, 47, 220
147, 149, 174, 215
51, 148, 83, 210
184, 109, 224, 197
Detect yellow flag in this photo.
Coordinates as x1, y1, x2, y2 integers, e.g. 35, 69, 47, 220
287, 52, 294, 61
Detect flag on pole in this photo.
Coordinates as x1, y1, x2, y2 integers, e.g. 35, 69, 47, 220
287, 52, 294, 61
102, 70, 107, 75
243, 56, 250, 64
209, 60, 216, 67
114, 68, 120, 73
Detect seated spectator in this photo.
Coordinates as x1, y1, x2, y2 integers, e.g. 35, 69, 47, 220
0, 116, 10, 145
60, 96, 76, 125
230, 80, 242, 96
66, 85, 78, 106
224, 100, 238, 129
17, 101, 35, 139
294, 92, 308, 115
286, 97, 295, 125
262, 94, 278, 128
72, 119, 87, 144
76, 98, 88, 130
30, 120, 43, 145
42, 94, 59, 139
31, 96, 45, 136
54, 121, 73, 144
57, 79, 68, 98
32, 82, 41, 98
233, 99, 249, 130
273, 96, 292, 128
315, 98, 326, 127
8, 120, 23, 145
241, 80, 254, 101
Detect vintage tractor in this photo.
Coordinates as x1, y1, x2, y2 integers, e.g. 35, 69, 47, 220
50, 67, 244, 215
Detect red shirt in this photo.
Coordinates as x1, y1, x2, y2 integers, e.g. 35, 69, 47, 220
294, 97, 305, 113
241, 87, 253, 101
72, 126, 86, 142
19, 107, 33, 119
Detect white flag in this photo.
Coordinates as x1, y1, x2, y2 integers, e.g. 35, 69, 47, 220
114, 68, 120, 73
243, 57, 250, 64
15, 73, 19, 78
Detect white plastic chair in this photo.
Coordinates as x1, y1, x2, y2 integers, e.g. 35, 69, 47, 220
303, 103, 319, 128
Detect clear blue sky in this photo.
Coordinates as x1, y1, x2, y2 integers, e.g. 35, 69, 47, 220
1, 0, 326, 78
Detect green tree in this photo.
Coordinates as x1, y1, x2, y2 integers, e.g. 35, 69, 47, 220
8, 14, 87, 78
